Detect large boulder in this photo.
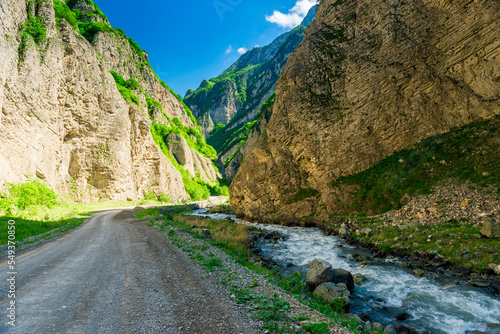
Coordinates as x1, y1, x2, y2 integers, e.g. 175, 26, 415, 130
481, 219, 500, 239
332, 268, 355, 292
306, 259, 335, 291
306, 259, 355, 292
313, 282, 350, 306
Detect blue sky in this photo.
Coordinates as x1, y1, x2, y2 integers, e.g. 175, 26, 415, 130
94, 0, 317, 96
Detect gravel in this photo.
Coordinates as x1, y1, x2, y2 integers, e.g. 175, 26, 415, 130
0, 209, 261, 333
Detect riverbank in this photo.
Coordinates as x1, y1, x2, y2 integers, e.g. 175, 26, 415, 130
240, 180, 500, 295
136, 208, 385, 333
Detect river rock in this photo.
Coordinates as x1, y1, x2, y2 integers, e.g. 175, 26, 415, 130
384, 324, 397, 334
481, 219, 500, 239
468, 278, 492, 288
193, 228, 212, 240
306, 259, 335, 291
313, 282, 350, 306
489, 264, 500, 276
339, 227, 350, 239
332, 268, 355, 291
413, 269, 424, 277
353, 274, 367, 286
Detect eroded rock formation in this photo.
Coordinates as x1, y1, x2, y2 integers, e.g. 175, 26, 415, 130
231, 0, 500, 222
0, 0, 217, 202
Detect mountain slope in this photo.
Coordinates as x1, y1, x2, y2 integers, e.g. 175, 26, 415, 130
184, 6, 317, 180
0, 0, 219, 202
230, 0, 500, 222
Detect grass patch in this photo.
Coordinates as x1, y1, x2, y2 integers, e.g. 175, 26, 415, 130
334, 115, 500, 214
290, 188, 320, 203
139, 208, 369, 333
349, 217, 500, 272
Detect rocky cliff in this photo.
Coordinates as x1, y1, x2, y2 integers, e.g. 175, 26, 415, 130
231, 0, 500, 222
185, 5, 317, 142
0, 0, 218, 202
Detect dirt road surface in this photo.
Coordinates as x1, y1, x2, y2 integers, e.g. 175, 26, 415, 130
0, 208, 260, 333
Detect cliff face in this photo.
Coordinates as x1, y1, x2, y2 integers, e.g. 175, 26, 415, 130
186, 5, 317, 141
224, 95, 274, 182
0, 0, 216, 202
231, 0, 500, 222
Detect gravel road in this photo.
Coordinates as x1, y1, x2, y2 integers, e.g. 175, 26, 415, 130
0, 208, 260, 333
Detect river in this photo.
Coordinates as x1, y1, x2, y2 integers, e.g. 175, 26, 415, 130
189, 210, 500, 334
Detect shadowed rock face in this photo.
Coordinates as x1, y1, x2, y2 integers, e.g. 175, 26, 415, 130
230, 0, 500, 222
167, 133, 218, 183
0, 0, 214, 202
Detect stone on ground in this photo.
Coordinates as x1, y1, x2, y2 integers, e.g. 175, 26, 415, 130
313, 282, 350, 306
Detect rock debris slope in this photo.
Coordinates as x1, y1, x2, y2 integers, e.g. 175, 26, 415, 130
231, 0, 500, 222
0, 0, 217, 201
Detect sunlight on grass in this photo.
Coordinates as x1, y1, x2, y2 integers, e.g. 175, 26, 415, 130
0, 199, 162, 245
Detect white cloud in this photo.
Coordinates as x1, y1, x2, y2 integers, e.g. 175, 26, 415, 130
237, 47, 248, 55
266, 0, 316, 29
225, 45, 233, 55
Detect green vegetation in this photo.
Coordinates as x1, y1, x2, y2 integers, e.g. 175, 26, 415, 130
349, 216, 499, 273
18, 12, 46, 63
290, 188, 320, 203
151, 124, 227, 201
334, 115, 500, 214
211, 94, 275, 166
110, 71, 140, 105
0, 177, 58, 215
78, 21, 114, 42
21, 14, 46, 44
160, 81, 201, 133
138, 209, 372, 333
53, 0, 79, 29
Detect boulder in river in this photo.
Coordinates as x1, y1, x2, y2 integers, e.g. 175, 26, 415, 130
468, 278, 492, 288
306, 259, 335, 291
332, 268, 355, 291
313, 282, 350, 306
384, 324, 397, 334
413, 269, 424, 277
353, 273, 367, 286
306, 259, 355, 291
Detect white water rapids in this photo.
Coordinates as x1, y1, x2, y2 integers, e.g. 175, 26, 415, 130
189, 210, 500, 334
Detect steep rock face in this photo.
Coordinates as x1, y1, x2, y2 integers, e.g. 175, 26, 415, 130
224, 96, 274, 182
231, 0, 500, 222
0, 0, 209, 201
167, 133, 218, 183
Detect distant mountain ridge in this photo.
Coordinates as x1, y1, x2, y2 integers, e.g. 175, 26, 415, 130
184, 5, 318, 180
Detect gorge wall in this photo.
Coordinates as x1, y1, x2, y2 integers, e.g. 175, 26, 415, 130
0, 0, 217, 202
230, 0, 500, 222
